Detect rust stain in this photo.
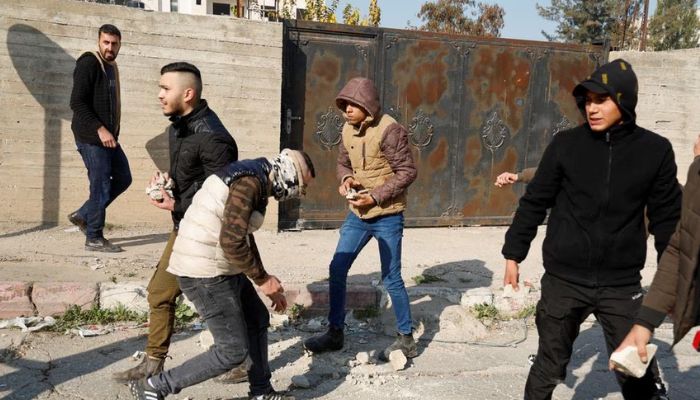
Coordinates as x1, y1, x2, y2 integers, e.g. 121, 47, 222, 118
468, 48, 531, 130
492, 148, 519, 177
393, 41, 449, 109
548, 52, 593, 123
312, 56, 340, 84
428, 136, 448, 170
464, 136, 482, 169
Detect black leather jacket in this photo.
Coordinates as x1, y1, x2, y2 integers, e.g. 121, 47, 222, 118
168, 100, 238, 226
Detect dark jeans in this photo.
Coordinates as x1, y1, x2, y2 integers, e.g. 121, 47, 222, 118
149, 274, 272, 397
328, 212, 412, 334
75, 142, 132, 239
525, 273, 660, 400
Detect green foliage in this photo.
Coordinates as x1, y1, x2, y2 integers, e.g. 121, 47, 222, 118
536, 0, 650, 48
353, 306, 380, 319
50, 304, 148, 332
367, 0, 381, 26
287, 303, 305, 322
343, 4, 362, 25
471, 303, 499, 320
304, 0, 340, 22
411, 273, 445, 285
280, 0, 297, 19
415, 0, 505, 37
174, 302, 198, 328
514, 304, 536, 319
649, 0, 699, 50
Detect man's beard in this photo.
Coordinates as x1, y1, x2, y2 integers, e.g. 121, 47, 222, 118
163, 103, 185, 117
100, 50, 116, 61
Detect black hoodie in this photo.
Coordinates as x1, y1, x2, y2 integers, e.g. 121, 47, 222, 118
502, 59, 682, 287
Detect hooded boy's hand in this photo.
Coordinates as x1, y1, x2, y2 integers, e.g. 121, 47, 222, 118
339, 177, 361, 196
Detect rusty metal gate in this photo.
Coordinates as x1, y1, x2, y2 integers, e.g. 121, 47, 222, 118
280, 20, 607, 230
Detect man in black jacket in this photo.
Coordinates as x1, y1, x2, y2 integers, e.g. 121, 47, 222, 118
69, 24, 132, 252
113, 62, 238, 382
502, 59, 682, 400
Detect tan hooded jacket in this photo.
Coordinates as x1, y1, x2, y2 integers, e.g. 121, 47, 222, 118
335, 78, 417, 219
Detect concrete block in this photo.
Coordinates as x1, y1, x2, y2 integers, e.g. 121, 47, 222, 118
460, 287, 494, 308
407, 286, 462, 304
0, 282, 34, 318
99, 281, 149, 313
33, 282, 97, 316
389, 350, 407, 371
356, 351, 370, 365
277, 284, 378, 311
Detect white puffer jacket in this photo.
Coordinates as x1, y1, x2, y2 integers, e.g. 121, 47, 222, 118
167, 175, 264, 278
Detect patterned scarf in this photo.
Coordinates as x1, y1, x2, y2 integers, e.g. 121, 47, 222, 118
269, 149, 305, 201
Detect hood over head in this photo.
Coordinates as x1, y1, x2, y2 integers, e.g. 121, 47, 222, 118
335, 77, 381, 119
573, 59, 638, 123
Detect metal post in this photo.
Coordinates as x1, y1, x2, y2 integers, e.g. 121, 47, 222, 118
640, 0, 650, 50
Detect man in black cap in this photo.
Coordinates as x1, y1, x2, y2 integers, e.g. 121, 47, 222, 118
501, 59, 682, 399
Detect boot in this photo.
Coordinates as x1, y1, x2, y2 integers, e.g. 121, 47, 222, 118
85, 237, 123, 253
67, 211, 87, 234
215, 364, 249, 384
113, 355, 164, 382
303, 326, 344, 354
379, 332, 417, 361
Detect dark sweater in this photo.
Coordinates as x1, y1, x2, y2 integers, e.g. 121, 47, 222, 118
70, 52, 118, 145
502, 59, 682, 287
502, 123, 682, 287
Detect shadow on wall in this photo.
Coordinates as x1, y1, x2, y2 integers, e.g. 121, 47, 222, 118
145, 130, 170, 173
4, 24, 75, 238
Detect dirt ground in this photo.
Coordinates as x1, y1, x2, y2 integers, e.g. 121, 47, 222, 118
1, 222, 699, 399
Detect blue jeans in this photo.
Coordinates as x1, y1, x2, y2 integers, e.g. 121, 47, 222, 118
329, 212, 412, 334
75, 142, 132, 239
149, 274, 272, 397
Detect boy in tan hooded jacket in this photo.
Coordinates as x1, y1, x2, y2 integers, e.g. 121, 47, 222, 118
304, 77, 418, 361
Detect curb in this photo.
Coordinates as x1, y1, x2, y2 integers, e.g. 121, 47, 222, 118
0, 280, 382, 319
0, 280, 538, 319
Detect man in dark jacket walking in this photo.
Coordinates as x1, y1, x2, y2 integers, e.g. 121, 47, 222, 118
613, 134, 700, 367
113, 62, 238, 382
69, 24, 132, 252
502, 59, 682, 399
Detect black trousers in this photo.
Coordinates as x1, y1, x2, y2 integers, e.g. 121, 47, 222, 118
525, 273, 660, 400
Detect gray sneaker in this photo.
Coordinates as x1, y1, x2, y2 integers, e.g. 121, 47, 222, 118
85, 237, 123, 252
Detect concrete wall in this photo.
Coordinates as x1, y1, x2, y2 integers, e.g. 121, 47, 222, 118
611, 48, 700, 184
0, 0, 282, 231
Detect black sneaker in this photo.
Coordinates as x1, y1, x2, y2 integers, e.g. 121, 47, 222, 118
303, 326, 344, 354
128, 378, 164, 400
654, 380, 670, 400
67, 211, 87, 234
249, 390, 294, 400
85, 237, 123, 253
379, 332, 418, 361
